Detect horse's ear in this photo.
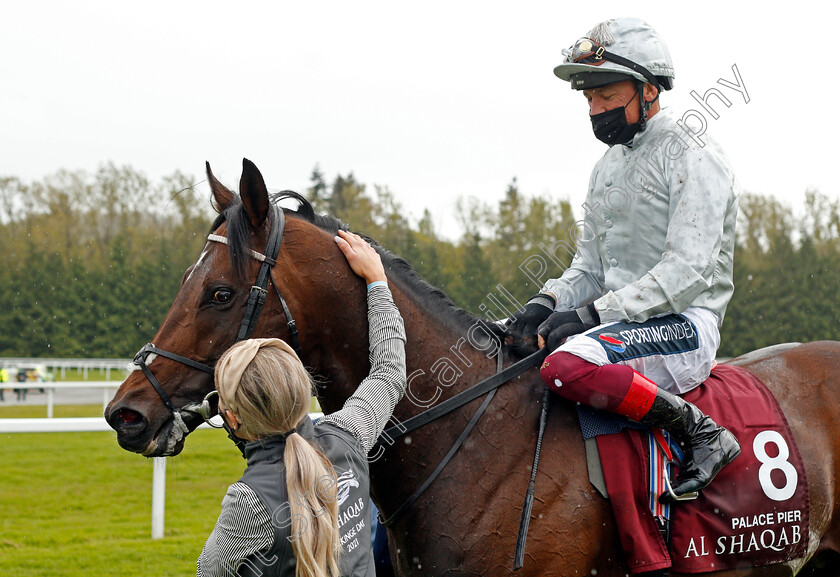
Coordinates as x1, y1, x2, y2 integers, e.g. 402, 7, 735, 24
206, 162, 235, 213
239, 158, 270, 230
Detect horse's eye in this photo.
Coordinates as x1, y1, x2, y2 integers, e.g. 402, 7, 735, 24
212, 289, 233, 304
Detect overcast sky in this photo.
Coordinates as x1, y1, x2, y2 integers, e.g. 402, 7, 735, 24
2, 2, 835, 238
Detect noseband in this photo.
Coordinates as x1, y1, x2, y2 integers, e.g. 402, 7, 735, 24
132, 205, 300, 417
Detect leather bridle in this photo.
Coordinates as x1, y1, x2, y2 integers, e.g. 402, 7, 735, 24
131, 204, 300, 418
129, 201, 546, 550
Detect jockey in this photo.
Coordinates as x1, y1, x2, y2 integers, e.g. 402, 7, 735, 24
508, 17, 741, 503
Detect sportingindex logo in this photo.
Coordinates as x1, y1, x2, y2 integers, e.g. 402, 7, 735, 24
598, 333, 627, 353
585, 314, 700, 362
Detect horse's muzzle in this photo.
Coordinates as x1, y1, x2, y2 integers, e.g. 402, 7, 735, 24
105, 402, 153, 452
105, 400, 203, 457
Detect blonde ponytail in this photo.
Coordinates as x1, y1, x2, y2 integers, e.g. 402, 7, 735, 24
285, 433, 340, 577
216, 339, 341, 577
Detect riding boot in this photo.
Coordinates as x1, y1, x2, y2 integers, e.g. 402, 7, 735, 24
638, 383, 741, 504
539, 354, 741, 502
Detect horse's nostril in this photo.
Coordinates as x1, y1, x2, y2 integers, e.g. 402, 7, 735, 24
119, 409, 142, 424
107, 407, 148, 436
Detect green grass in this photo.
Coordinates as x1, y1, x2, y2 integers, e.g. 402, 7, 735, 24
0, 404, 106, 419
0, 425, 246, 576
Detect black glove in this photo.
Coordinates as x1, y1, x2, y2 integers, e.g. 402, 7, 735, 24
507, 294, 556, 338
537, 303, 600, 352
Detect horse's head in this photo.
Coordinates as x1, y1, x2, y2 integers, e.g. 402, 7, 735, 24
105, 158, 361, 457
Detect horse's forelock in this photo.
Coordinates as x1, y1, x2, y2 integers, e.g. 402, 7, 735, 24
206, 190, 331, 282
212, 198, 253, 282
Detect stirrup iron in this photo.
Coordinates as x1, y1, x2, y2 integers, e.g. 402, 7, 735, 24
663, 459, 699, 502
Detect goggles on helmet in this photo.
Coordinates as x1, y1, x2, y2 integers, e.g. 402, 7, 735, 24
571, 38, 609, 65
568, 37, 660, 89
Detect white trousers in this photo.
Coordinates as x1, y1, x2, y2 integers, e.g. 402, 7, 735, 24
554, 307, 721, 395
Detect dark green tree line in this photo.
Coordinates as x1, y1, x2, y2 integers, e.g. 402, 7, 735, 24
0, 164, 213, 357
720, 190, 840, 357
1, 163, 838, 358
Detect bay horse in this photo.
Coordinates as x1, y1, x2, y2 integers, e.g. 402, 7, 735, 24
105, 159, 840, 576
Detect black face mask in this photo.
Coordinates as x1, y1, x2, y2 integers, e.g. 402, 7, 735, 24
590, 92, 642, 146
223, 420, 249, 456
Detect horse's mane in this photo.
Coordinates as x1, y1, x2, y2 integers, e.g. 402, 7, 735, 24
209, 191, 507, 342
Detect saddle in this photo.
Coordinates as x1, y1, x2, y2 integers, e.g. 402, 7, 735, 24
584, 364, 810, 574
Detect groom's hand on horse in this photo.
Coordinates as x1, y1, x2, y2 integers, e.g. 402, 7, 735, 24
335, 230, 387, 286
537, 304, 600, 352
505, 294, 556, 354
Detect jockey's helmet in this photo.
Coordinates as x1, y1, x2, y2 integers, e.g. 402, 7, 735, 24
553, 18, 675, 92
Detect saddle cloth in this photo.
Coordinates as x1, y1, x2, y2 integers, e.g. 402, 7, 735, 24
593, 364, 810, 574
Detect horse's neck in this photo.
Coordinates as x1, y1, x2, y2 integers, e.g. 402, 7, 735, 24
301, 279, 501, 417
387, 283, 503, 421
362, 282, 515, 534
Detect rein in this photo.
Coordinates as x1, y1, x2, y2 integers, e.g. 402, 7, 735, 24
379, 347, 548, 444
376, 347, 549, 527
134, 203, 550, 547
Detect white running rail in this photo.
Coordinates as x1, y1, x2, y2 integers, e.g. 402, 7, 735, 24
1, 414, 324, 539
1, 381, 122, 418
